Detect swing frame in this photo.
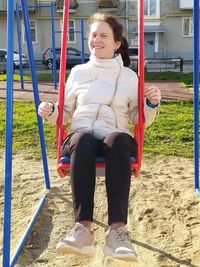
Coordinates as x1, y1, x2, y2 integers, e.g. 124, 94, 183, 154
56, 0, 145, 178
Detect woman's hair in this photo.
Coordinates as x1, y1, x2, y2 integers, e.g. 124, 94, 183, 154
88, 13, 131, 67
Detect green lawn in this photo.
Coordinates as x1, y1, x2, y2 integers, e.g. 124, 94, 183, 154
0, 71, 193, 88
36, 71, 193, 88
0, 99, 194, 159
144, 72, 193, 87
0, 74, 31, 81
144, 100, 194, 157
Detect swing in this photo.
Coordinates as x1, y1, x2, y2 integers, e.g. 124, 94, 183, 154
56, 0, 145, 178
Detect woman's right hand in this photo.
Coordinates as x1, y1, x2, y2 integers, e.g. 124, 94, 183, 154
38, 102, 54, 118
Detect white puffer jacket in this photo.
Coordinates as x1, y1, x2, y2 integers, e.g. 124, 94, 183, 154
47, 54, 158, 139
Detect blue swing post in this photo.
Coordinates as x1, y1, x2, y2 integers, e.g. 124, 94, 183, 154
80, 18, 85, 64
193, 0, 200, 196
21, 0, 50, 190
16, 3, 25, 90
9, 196, 47, 267
2, 0, 15, 265
50, 2, 57, 89
12, 0, 52, 255
3, 0, 51, 266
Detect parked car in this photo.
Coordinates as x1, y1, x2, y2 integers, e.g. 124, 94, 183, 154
128, 46, 147, 71
0, 55, 6, 74
0, 49, 27, 69
42, 47, 90, 70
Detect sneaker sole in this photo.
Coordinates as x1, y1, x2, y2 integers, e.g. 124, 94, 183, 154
56, 242, 95, 256
103, 245, 138, 262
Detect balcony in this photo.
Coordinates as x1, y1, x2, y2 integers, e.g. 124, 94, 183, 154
0, 0, 38, 12
96, 0, 119, 10
55, 0, 78, 12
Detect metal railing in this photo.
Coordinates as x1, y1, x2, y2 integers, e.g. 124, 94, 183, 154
131, 57, 184, 72
55, 0, 78, 10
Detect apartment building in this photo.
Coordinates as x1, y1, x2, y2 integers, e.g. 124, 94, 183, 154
0, 0, 195, 60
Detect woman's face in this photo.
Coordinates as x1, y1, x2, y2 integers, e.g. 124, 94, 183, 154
88, 21, 121, 59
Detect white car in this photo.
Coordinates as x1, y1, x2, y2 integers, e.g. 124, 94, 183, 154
0, 49, 27, 69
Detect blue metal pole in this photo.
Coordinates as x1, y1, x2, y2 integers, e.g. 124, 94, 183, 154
16, 3, 25, 90
80, 18, 85, 64
10, 194, 48, 267
51, 2, 57, 89
193, 0, 200, 196
21, 0, 50, 190
3, 0, 15, 265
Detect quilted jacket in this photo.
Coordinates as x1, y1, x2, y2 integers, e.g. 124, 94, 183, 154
47, 54, 158, 139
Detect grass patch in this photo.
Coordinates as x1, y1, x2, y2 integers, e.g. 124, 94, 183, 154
0, 71, 193, 87
145, 71, 193, 87
0, 100, 194, 159
144, 100, 194, 157
36, 71, 193, 88
36, 73, 59, 82
37, 72, 69, 82
0, 101, 56, 158
0, 74, 31, 81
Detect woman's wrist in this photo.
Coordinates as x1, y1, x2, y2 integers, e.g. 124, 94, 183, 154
146, 98, 159, 108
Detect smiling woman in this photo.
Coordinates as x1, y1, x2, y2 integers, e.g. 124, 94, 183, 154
38, 11, 161, 262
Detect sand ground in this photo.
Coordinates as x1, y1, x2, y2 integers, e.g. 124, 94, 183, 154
0, 153, 200, 267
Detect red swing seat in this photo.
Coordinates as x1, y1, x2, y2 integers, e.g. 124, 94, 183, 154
57, 155, 138, 177
57, 157, 138, 178
56, 123, 142, 178
56, 0, 145, 179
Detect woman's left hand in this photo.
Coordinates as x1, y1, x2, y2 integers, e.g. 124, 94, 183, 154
145, 85, 161, 106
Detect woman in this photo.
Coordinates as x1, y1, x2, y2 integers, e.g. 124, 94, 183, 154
38, 13, 161, 262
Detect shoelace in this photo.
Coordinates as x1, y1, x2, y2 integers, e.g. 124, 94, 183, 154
70, 225, 85, 237
116, 230, 131, 242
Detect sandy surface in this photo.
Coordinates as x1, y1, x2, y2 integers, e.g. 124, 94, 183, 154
0, 153, 200, 267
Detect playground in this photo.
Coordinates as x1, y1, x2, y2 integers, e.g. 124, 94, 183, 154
1, 153, 200, 267
0, 82, 199, 266
1, 0, 200, 266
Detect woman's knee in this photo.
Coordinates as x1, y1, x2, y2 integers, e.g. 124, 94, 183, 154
70, 132, 98, 152
104, 132, 130, 147
104, 132, 137, 155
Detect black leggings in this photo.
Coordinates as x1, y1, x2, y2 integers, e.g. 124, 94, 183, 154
61, 131, 137, 225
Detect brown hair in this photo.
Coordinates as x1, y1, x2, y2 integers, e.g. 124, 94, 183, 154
88, 13, 131, 67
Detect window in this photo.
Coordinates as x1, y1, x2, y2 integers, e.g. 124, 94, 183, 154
22, 20, 37, 43
144, 0, 157, 17
182, 17, 193, 37
60, 19, 76, 43
68, 20, 75, 43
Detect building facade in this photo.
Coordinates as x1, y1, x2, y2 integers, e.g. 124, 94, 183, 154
0, 0, 195, 60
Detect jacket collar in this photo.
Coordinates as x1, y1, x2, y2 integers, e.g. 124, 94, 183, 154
89, 54, 123, 69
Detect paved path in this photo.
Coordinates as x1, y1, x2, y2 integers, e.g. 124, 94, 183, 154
0, 80, 193, 102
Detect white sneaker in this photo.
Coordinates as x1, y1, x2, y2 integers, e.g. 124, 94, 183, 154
56, 223, 95, 255
103, 226, 138, 262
